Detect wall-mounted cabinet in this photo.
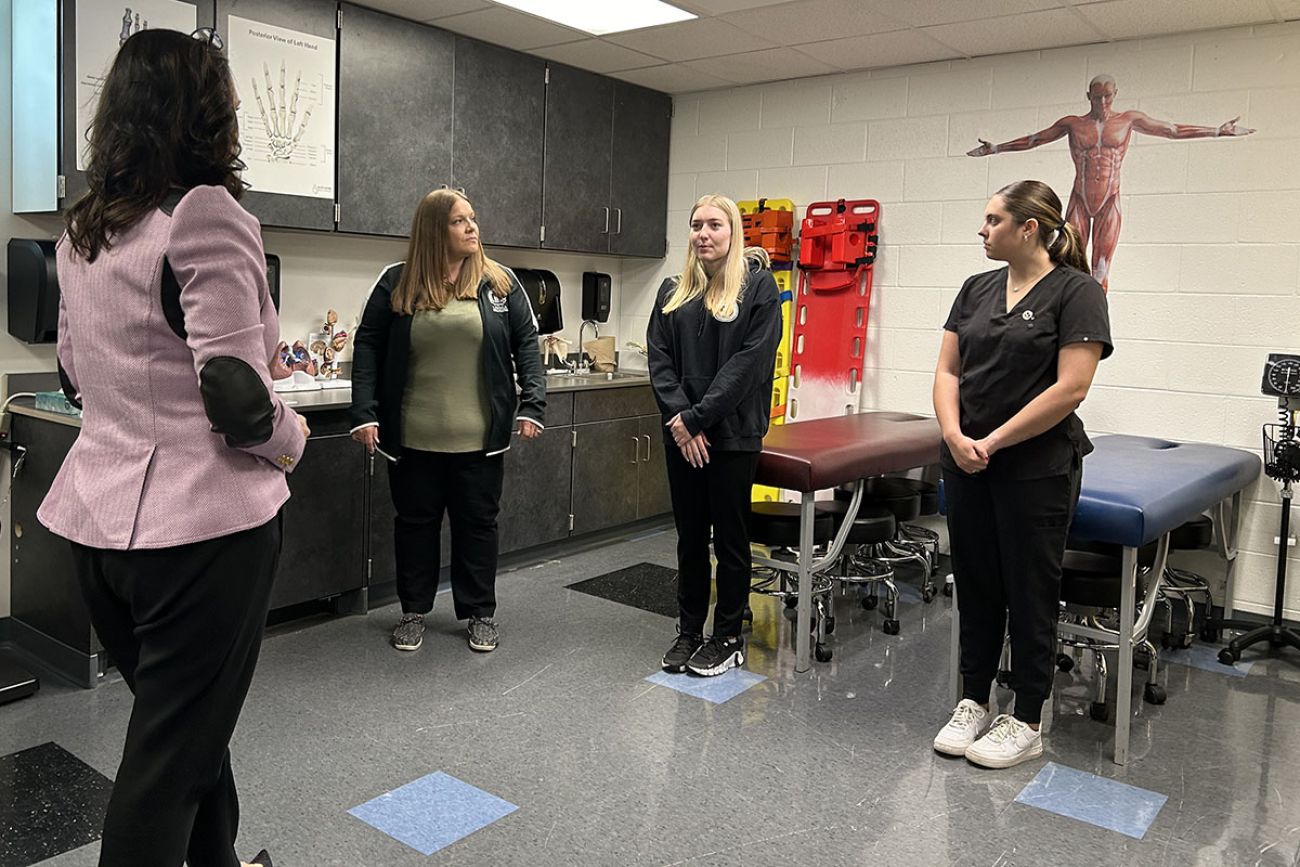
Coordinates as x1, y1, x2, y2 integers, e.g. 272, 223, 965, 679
13, 0, 670, 256
542, 67, 671, 259
336, 3, 453, 237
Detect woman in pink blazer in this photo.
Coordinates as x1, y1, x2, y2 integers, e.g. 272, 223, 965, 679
38, 29, 307, 867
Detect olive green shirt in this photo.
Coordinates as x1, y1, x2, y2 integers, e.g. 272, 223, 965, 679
401, 299, 489, 453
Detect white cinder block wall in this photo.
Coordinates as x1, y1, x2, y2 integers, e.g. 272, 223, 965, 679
622, 22, 1300, 620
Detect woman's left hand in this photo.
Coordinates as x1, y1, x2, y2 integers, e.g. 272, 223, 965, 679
666, 413, 692, 448
517, 419, 542, 440
972, 434, 999, 462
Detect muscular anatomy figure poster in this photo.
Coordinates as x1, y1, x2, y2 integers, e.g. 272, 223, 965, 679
967, 75, 1253, 289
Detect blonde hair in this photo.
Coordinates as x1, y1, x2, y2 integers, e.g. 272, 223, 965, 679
662, 194, 771, 318
391, 188, 511, 315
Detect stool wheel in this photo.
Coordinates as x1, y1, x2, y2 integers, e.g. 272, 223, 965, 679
1218, 647, 1239, 665
1056, 654, 1074, 673
922, 586, 936, 604
815, 644, 833, 662
861, 595, 879, 611
883, 619, 900, 636
942, 582, 954, 597
1143, 683, 1167, 705
1089, 701, 1109, 722
782, 605, 797, 622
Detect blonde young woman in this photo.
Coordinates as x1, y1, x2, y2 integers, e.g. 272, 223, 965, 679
350, 189, 545, 654
648, 194, 783, 677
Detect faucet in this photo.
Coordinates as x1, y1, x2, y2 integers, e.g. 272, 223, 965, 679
576, 320, 600, 373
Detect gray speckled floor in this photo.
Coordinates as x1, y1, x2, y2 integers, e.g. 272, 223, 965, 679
6, 527, 1300, 866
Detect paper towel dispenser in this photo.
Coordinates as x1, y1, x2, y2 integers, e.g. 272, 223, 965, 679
6, 238, 59, 344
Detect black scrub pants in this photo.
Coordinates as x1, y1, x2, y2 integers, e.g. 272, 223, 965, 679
389, 449, 503, 620
69, 515, 282, 867
664, 445, 760, 639
943, 457, 1081, 725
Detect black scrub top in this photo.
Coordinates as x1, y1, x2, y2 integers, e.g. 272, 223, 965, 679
941, 265, 1112, 480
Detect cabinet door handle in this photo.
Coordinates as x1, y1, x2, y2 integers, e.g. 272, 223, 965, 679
614, 207, 623, 235
602, 206, 610, 234
631, 436, 641, 464
641, 435, 651, 462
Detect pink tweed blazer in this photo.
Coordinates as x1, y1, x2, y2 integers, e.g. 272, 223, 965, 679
38, 186, 307, 550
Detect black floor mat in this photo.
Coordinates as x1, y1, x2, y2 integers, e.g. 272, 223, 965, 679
0, 741, 114, 867
567, 562, 679, 618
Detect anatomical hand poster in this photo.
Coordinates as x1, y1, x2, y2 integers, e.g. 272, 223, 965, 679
75, 0, 197, 170
227, 15, 336, 199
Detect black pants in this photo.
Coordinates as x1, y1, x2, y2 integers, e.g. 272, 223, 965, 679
944, 459, 1081, 725
665, 445, 760, 639
389, 449, 503, 620
70, 516, 282, 867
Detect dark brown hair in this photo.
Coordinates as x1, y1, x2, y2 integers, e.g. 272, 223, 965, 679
65, 29, 246, 261
994, 180, 1089, 273
391, 189, 510, 316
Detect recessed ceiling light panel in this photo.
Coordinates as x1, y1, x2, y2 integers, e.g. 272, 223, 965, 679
490, 0, 696, 36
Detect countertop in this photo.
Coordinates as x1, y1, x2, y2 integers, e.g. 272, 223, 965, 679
6, 372, 652, 428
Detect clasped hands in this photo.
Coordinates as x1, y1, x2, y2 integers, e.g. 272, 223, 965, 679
946, 431, 1000, 475
667, 413, 709, 469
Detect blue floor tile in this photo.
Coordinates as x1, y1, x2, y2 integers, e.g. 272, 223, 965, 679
1162, 643, 1253, 677
347, 771, 517, 855
1015, 762, 1167, 839
645, 668, 766, 704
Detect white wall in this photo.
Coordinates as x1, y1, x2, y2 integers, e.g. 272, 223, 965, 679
650, 22, 1300, 619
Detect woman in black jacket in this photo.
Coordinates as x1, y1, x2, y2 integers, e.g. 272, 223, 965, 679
350, 189, 545, 654
648, 194, 782, 677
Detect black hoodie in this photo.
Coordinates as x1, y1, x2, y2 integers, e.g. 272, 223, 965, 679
646, 265, 782, 452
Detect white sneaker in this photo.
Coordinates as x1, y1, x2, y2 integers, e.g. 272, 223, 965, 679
965, 714, 1043, 769
933, 699, 991, 756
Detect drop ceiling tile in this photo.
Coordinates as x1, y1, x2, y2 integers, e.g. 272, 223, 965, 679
862, 0, 1061, 27
605, 17, 778, 62
683, 46, 839, 84
1074, 0, 1277, 40
611, 63, 735, 93
433, 7, 587, 49
673, 0, 799, 13
355, 0, 490, 21
923, 8, 1106, 57
536, 39, 666, 72
792, 29, 962, 72
722, 0, 909, 40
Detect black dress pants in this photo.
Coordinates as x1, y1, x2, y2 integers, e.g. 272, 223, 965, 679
664, 445, 760, 638
70, 515, 282, 867
943, 457, 1081, 725
388, 449, 503, 620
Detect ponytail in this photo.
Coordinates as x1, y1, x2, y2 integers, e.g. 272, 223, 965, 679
1048, 221, 1089, 273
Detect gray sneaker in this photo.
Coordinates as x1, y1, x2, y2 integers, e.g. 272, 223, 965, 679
392, 613, 424, 651
468, 617, 499, 652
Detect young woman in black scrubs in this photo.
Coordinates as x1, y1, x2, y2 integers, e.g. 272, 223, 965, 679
932, 180, 1112, 768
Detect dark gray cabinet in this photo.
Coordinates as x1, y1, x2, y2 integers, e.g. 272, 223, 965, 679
366, 453, 451, 589
452, 36, 545, 249
215, 0, 337, 230
541, 71, 671, 258
273, 433, 367, 611
571, 417, 641, 534
499, 427, 573, 553
541, 64, 614, 253
637, 415, 672, 519
337, 3, 453, 237
611, 82, 672, 258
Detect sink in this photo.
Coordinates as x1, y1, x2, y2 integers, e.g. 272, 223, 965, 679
544, 370, 648, 385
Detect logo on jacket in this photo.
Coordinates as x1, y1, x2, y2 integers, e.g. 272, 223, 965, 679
1022, 310, 1035, 321
490, 294, 509, 313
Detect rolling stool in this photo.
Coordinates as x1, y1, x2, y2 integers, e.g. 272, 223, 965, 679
1055, 544, 1167, 721
747, 501, 837, 661
869, 477, 942, 589
838, 481, 935, 603
818, 499, 900, 635
1156, 514, 1215, 648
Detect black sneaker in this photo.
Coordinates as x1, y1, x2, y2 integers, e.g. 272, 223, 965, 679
468, 616, 499, 652
686, 635, 744, 677
661, 629, 704, 673
392, 613, 424, 651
